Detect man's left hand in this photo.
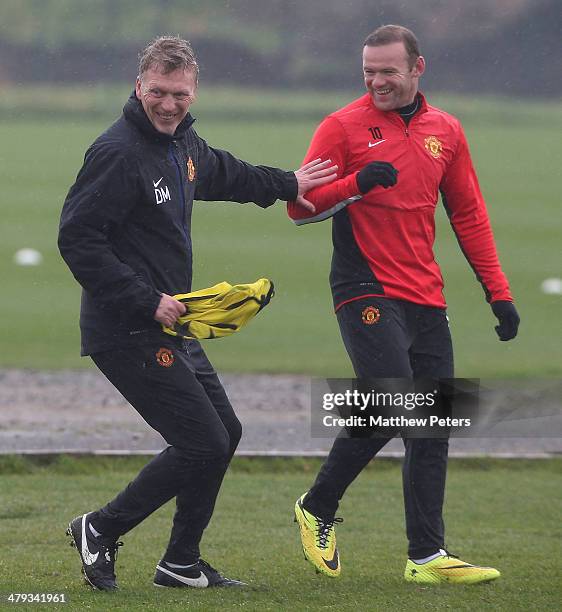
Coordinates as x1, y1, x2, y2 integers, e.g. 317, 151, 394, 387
293, 158, 338, 212
491, 301, 520, 341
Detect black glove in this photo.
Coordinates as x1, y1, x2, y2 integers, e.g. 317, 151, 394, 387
356, 161, 398, 194
491, 301, 520, 341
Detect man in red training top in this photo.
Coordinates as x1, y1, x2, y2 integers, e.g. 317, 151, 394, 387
289, 25, 519, 585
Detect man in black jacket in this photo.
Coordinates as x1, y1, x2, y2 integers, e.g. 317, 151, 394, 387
59, 36, 335, 591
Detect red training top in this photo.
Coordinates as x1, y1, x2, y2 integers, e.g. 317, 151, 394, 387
288, 93, 512, 310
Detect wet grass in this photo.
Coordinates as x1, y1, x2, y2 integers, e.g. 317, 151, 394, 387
0, 456, 560, 611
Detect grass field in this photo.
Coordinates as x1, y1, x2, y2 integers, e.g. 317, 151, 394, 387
1, 86, 561, 375
0, 456, 560, 611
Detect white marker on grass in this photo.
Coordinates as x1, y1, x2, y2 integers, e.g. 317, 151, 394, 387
14, 248, 43, 266
540, 278, 562, 295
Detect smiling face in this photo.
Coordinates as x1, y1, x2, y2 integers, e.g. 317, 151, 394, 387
135, 65, 197, 135
362, 42, 425, 111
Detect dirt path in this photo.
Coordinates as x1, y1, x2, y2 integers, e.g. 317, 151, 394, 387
0, 370, 559, 456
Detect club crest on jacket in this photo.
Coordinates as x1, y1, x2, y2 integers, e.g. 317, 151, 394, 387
187, 157, 196, 182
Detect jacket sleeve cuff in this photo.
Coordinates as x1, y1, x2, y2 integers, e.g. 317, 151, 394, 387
285, 171, 299, 201
137, 290, 163, 320
256, 171, 298, 209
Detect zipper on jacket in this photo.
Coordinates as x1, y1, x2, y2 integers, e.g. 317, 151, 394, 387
403, 107, 424, 137
168, 141, 190, 247
394, 102, 423, 137
389, 111, 411, 138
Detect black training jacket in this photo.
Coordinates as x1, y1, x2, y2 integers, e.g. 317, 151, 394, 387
58, 93, 297, 355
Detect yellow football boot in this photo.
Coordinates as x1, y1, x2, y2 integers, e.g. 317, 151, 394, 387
294, 493, 342, 577
404, 550, 501, 585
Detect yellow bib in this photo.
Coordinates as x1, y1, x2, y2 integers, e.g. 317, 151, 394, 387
162, 278, 274, 340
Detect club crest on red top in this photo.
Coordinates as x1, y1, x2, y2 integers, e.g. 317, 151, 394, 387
424, 136, 443, 159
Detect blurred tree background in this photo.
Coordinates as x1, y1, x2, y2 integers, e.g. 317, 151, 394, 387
0, 0, 560, 96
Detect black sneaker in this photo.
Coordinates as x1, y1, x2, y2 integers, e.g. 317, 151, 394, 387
66, 513, 123, 591
154, 559, 246, 588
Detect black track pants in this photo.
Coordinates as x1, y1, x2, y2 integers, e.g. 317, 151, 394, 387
306, 297, 454, 558
89, 339, 241, 564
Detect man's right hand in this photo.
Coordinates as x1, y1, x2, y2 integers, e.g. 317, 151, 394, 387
154, 293, 187, 327
356, 161, 399, 194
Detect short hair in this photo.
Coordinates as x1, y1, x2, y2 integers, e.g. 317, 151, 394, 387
138, 35, 199, 81
363, 25, 420, 68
